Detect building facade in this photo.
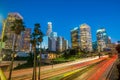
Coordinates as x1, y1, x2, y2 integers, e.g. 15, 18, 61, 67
64, 39, 68, 50
71, 27, 80, 49
46, 22, 52, 36
42, 36, 48, 49
56, 36, 68, 52
80, 24, 92, 52
48, 32, 57, 51
96, 28, 108, 51
56, 36, 63, 52
3, 13, 23, 51
21, 28, 31, 52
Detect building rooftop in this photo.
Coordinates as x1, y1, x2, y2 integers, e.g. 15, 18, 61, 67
71, 27, 78, 32
96, 28, 106, 33
8, 12, 23, 19
80, 23, 90, 28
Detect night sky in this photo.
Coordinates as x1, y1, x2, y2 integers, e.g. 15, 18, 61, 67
0, 0, 120, 44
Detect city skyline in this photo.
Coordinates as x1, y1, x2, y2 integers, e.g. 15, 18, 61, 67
0, 0, 120, 43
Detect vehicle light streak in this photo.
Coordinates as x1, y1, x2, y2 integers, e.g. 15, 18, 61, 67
88, 55, 117, 80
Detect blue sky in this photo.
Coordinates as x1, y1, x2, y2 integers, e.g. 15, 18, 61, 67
0, 0, 120, 43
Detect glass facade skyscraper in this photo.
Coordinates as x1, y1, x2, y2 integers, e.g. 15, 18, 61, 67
80, 24, 92, 52
71, 24, 92, 52
46, 22, 52, 36
71, 27, 80, 49
48, 32, 57, 51
96, 28, 108, 51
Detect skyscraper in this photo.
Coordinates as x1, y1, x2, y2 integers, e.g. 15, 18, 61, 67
56, 36, 68, 52
80, 23, 92, 52
56, 36, 63, 52
71, 27, 80, 49
42, 36, 48, 49
21, 28, 31, 52
64, 39, 68, 50
46, 22, 52, 36
96, 28, 108, 51
4, 13, 23, 51
48, 32, 57, 51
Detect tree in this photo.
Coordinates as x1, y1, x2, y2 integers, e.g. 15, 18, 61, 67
8, 19, 25, 80
30, 23, 43, 80
116, 44, 120, 53
116, 44, 120, 59
116, 44, 120, 79
37, 31, 43, 80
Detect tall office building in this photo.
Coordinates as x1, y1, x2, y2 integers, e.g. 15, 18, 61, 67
21, 28, 31, 52
71, 27, 80, 49
3, 13, 23, 51
48, 32, 57, 51
46, 22, 52, 36
56, 36, 63, 52
80, 23, 92, 52
64, 39, 68, 50
96, 28, 108, 51
56, 36, 68, 52
42, 36, 48, 49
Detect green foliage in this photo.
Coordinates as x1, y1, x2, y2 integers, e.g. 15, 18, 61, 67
30, 23, 44, 80
8, 19, 25, 80
30, 23, 44, 47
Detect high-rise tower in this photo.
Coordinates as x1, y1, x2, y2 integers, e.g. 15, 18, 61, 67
96, 28, 108, 51
80, 23, 92, 52
71, 27, 80, 49
4, 13, 23, 51
21, 28, 31, 52
46, 22, 52, 36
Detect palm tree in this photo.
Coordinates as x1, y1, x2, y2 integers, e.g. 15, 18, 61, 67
30, 23, 43, 80
8, 19, 25, 80
37, 26, 43, 80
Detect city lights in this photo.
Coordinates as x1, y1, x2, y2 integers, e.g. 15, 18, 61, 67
0, 0, 120, 80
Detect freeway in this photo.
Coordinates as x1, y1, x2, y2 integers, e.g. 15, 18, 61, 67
4, 56, 108, 80
61, 55, 117, 80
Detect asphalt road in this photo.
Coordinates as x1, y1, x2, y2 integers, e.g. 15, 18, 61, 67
4, 56, 108, 80
62, 55, 117, 80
